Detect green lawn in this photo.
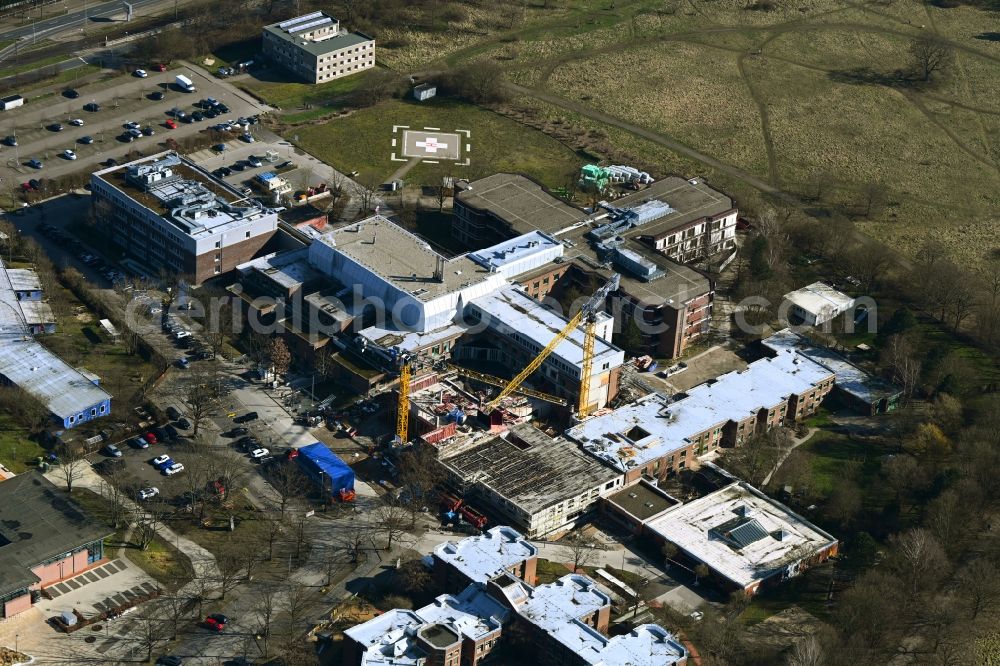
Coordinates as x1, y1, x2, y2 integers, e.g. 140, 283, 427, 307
73, 490, 192, 588
240, 70, 371, 110
0, 53, 70, 78
291, 97, 583, 186
0, 414, 44, 473
799, 430, 877, 496
535, 558, 572, 585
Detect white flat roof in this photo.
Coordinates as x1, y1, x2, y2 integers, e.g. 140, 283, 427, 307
762, 329, 901, 404
469, 286, 623, 371
343, 608, 424, 665
783, 282, 854, 319
6, 269, 41, 292
587, 624, 687, 666
645, 482, 837, 589
468, 230, 563, 276
566, 350, 833, 471
519, 574, 611, 660
414, 585, 509, 643
357, 322, 467, 354
433, 526, 537, 583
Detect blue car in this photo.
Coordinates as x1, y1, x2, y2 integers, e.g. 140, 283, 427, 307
132, 436, 149, 449
152, 454, 173, 469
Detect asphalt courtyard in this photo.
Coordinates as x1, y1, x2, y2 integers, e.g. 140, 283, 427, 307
0, 63, 269, 187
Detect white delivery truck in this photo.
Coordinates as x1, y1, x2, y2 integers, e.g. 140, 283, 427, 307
175, 74, 196, 92
0, 95, 24, 111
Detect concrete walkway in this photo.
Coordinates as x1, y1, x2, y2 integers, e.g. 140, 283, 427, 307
44, 465, 221, 580
762, 426, 817, 486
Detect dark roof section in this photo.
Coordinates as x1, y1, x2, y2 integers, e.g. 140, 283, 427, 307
606, 481, 680, 521
0, 472, 112, 594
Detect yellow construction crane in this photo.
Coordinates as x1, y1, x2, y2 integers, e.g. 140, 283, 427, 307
483, 274, 620, 416
448, 365, 568, 406
395, 361, 412, 444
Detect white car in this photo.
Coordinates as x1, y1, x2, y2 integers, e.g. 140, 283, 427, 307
152, 454, 171, 468
134, 69, 148, 78
163, 462, 185, 476
249, 448, 269, 459
69, 118, 84, 126
138, 487, 159, 500
62, 149, 77, 160
174, 330, 191, 340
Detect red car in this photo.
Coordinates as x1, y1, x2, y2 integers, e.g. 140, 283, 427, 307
145, 432, 158, 445
285, 448, 299, 460
203, 613, 228, 632
165, 118, 177, 129
154, 63, 167, 72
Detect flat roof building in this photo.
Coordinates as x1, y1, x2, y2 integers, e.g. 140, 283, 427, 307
643, 481, 838, 594
782, 282, 856, 327
0, 472, 112, 617
566, 350, 835, 482
91, 151, 279, 284
0, 259, 110, 429
432, 526, 539, 591
453, 174, 721, 359
262, 12, 375, 84
762, 328, 901, 415
440, 423, 624, 537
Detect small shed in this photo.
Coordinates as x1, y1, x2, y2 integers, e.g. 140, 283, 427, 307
412, 83, 437, 101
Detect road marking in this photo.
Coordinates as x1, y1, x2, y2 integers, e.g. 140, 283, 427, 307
424, 126, 440, 131
392, 125, 409, 132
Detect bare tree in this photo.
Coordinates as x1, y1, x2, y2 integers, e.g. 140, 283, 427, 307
889, 528, 951, 597
160, 591, 194, 640
282, 583, 316, 650
859, 182, 888, 218
217, 551, 244, 599
132, 500, 166, 550
266, 461, 307, 519
185, 367, 225, 437
252, 583, 280, 659
844, 241, 894, 293
351, 174, 380, 216
102, 469, 136, 529
909, 34, 955, 82
566, 533, 598, 573
130, 616, 169, 662
54, 444, 88, 494
787, 635, 825, 666
396, 445, 445, 526
955, 559, 1000, 620
374, 503, 410, 550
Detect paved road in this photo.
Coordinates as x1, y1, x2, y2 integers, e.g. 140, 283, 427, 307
0, 63, 270, 189
0, 0, 166, 43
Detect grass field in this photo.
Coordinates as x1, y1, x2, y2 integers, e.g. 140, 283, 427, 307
0, 414, 43, 473
372, 0, 1000, 268
239, 69, 371, 110
290, 97, 583, 187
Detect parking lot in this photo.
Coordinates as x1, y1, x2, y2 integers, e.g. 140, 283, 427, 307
0, 63, 270, 186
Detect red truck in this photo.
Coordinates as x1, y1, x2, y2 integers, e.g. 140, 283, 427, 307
460, 505, 488, 529
439, 493, 463, 512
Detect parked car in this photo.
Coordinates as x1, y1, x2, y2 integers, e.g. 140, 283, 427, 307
48, 123, 64, 132
62, 149, 77, 160
176, 357, 190, 369
134, 69, 148, 78
165, 118, 177, 129
3, 135, 16, 146
239, 132, 254, 143
192, 111, 204, 122
139, 487, 159, 500
27, 159, 42, 169
152, 454, 172, 468
163, 462, 185, 476
177, 417, 191, 430
103, 444, 122, 457
145, 431, 159, 445
63, 88, 80, 98
69, 118, 84, 126
166, 406, 182, 420
149, 91, 165, 101
155, 657, 182, 666
227, 426, 248, 437
128, 128, 143, 139
78, 135, 94, 144
83, 102, 100, 112
142, 126, 155, 136
152, 426, 169, 442
247, 155, 263, 167
234, 411, 258, 424
132, 436, 149, 449
203, 614, 229, 632
153, 63, 168, 72
164, 424, 179, 440
213, 143, 226, 153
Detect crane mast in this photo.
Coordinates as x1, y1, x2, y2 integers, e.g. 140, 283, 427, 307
395, 361, 411, 444
483, 274, 620, 415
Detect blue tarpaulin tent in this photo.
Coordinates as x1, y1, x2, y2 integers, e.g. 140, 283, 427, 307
297, 443, 355, 496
